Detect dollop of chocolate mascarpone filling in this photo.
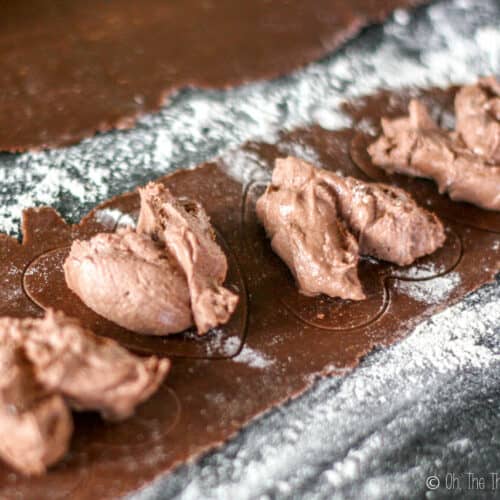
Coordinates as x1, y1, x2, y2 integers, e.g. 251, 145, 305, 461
0, 309, 169, 475
368, 77, 500, 211
0, 332, 72, 476
256, 158, 364, 301
455, 77, 500, 163
256, 157, 445, 300
64, 182, 238, 336
65, 230, 193, 336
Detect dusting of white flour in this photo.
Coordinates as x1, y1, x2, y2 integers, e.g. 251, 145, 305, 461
224, 336, 275, 369
205, 332, 275, 369
128, 2, 500, 499
2, 0, 500, 237
94, 208, 137, 229
396, 272, 462, 304
400, 262, 440, 279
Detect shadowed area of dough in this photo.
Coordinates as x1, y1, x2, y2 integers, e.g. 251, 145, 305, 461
368, 78, 500, 211
65, 182, 238, 336
0, 309, 169, 475
256, 157, 445, 299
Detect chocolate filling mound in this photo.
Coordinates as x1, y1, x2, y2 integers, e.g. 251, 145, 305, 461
367, 78, 500, 211
256, 156, 445, 299
137, 183, 239, 334
256, 158, 364, 301
0, 330, 72, 477
64, 182, 238, 336
0, 310, 169, 476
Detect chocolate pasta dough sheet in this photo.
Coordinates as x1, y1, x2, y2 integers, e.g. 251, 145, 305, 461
0, 0, 427, 152
0, 85, 498, 498
0, 1, 499, 497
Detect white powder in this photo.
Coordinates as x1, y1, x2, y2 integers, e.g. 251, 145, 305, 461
2, 0, 500, 237
129, 2, 500, 499
275, 141, 322, 166
400, 262, 440, 279
224, 336, 275, 369
137, 278, 500, 500
396, 272, 461, 304
204, 332, 274, 369
231, 346, 275, 370
94, 208, 137, 229
219, 149, 271, 185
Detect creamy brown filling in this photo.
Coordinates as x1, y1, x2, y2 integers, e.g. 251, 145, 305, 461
0, 310, 169, 475
368, 77, 500, 211
256, 157, 445, 300
137, 183, 239, 335
65, 182, 238, 336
